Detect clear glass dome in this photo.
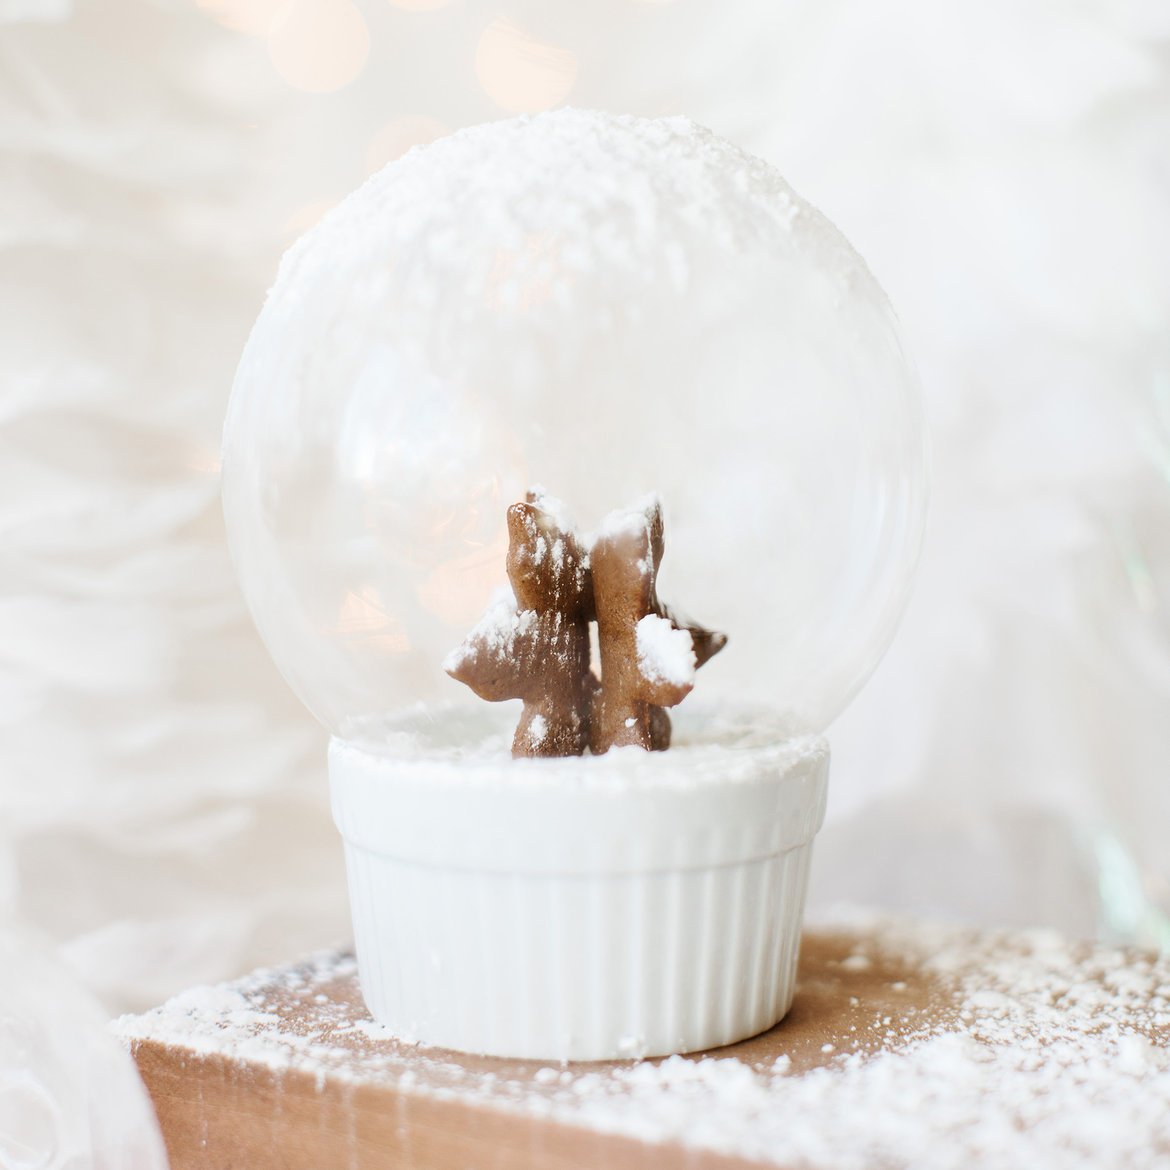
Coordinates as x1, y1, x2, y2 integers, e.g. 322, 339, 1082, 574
222, 109, 927, 745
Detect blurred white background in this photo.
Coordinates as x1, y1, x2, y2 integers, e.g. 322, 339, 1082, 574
1, 0, 1169, 1014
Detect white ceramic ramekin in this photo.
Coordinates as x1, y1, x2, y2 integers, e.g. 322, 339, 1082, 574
330, 715, 828, 1061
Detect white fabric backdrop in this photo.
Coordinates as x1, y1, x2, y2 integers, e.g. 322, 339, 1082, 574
1, 0, 1168, 1012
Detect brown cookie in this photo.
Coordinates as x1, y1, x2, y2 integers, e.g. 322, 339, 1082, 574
445, 489, 596, 757
589, 496, 726, 753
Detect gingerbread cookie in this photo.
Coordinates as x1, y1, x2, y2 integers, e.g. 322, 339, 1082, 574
589, 495, 726, 754
444, 489, 596, 757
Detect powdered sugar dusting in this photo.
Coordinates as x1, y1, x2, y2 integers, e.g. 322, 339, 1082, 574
441, 587, 533, 674
526, 484, 574, 537
598, 494, 661, 541
526, 714, 548, 746
116, 916, 1170, 1168
636, 614, 696, 688
334, 705, 823, 789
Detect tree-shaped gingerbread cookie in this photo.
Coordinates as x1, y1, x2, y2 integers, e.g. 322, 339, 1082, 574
590, 495, 726, 753
444, 489, 596, 757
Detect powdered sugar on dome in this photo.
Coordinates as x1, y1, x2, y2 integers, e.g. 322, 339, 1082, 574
268, 112, 861, 345
242, 109, 874, 422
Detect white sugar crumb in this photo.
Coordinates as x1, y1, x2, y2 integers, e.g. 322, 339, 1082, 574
636, 614, 696, 688
616, 1034, 649, 1059
527, 714, 548, 744
599, 493, 662, 541
527, 484, 574, 533
115, 916, 1170, 1169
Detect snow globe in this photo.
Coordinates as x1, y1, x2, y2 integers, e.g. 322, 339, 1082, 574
222, 110, 927, 1060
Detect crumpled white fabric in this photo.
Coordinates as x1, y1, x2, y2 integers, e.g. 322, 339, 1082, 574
1, 0, 1167, 1014
0, 924, 168, 1169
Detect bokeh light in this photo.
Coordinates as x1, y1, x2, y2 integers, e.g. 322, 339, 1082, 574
267, 0, 370, 93
191, 0, 284, 35
474, 18, 579, 114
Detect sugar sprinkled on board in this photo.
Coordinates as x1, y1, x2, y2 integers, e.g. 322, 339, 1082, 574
562, 916, 1170, 1168
116, 914, 1170, 1169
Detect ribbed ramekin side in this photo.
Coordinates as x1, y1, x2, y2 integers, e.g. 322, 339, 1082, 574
342, 839, 816, 1060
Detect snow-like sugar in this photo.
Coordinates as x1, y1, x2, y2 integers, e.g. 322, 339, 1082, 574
527, 714, 548, 745
442, 588, 531, 673
636, 614, 696, 688
598, 494, 662, 541
338, 705, 819, 788
526, 485, 575, 535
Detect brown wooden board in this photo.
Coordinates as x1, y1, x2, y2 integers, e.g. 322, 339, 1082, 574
118, 920, 1170, 1170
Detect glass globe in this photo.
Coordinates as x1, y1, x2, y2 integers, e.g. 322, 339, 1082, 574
222, 110, 927, 746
